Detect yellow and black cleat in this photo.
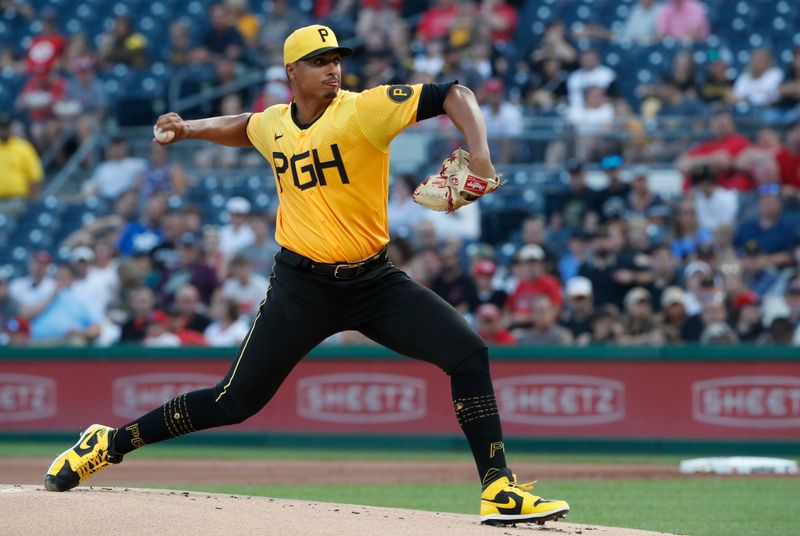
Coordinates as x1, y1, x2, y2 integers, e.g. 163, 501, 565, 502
44, 424, 123, 492
480, 468, 569, 526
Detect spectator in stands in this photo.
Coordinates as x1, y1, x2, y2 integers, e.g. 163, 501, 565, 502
784, 276, 800, 330
258, 0, 311, 66
0, 113, 43, 214
776, 121, 800, 191
576, 0, 663, 46
204, 225, 229, 286
28, 264, 100, 345
388, 174, 426, 238
221, 254, 268, 318
25, 8, 66, 75
731, 49, 784, 108
99, 15, 148, 68
10, 250, 55, 316
579, 228, 629, 309
196, 3, 245, 64
645, 245, 682, 310
479, 0, 517, 44
776, 48, 800, 118
690, 165, 738, 234
531, 20, 577, 69
119, 286, 165, 343
523, 58, 568, 114
507, 244, 562, 329
146, 210, 184, 273
673, 197, 713, 261
431, 245, 479, 314
588, 304, 623, 344
652, 76, 707, 119
204, 293, 250, 347
558, 231, 592, 282
68, 245, 111, 323
567, 87, 615, 162
236, 213, 279, 278
475, 303, 515, 345
660, 286, 691, 341
594, 156, 630, 223
618, 287, 664, 346
734, 127, 783, 186
479, 78, 522, 164
732, 290, 763, 342
697, 292, 738, 344
676, 111, 753, 191
473, 259, 507, 309
546, 161, 598, 233
0, 267, 26, 346
219, 197, 256, 259
142, 321, 181, 347
167, 21, 193, 66
625, 173, 669, 226
251, 67, 292, 111
226, 0, 260, 48
83, 137, 148, 200
16, 68, 67, 151
438, 44, 483, 91
169, 284, 212, 344
158, 232, 220, 306
566, 49, 616, 110
118, 194, 168, 257
698, 49, 734, 105
416, 0, 458, 42
139, 143, 189, 204
64, 32, 95, 70
760, 316, 795, 345
62, 57, 108, 143
655, 0, 710, 43
517, 217, 559, 272
561, 276, 594, 344
516, 294, 573, 345
734, 184, 795, 269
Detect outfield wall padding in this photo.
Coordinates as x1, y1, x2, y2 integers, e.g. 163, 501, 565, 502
1, 346, 799, 446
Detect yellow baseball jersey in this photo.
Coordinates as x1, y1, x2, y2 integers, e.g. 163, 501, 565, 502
0, 136, 43, 198
247, 84, 423, 263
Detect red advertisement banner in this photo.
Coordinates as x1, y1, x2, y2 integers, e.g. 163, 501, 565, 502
1, 358, 799, 439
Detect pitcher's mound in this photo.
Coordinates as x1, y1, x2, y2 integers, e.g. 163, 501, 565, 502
0, 484, 677, 536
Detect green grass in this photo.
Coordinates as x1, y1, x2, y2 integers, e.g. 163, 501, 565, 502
156, 479, 799, 536
0, 441, 684, 465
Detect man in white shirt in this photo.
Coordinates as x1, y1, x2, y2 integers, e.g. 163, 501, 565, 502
10, 250, 56, 315
218, 196, 256, 258
479, 78, 523, 164
567, 49, 617, 109
83, 138, 147, 199
690, 166, 738, 233
221, 254, 268, 318
618, 0, 663, 45
733, 49, 784, 107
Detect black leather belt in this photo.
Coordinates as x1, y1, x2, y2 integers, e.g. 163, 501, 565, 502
278, 247, 389, 280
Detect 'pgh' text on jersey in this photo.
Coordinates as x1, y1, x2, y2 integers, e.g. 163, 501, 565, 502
247, 84, 422, 263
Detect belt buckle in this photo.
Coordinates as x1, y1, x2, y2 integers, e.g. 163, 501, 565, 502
334, 263, 357, 279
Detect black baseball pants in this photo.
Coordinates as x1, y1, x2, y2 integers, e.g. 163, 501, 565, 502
113, 249, 508, 482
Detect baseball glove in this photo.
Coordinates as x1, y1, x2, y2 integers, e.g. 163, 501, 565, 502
412, 148, 503, 212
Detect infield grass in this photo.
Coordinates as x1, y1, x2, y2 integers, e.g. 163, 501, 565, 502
164, 479, 799, 536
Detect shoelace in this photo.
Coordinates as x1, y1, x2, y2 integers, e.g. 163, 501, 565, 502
510, 474, 537, 492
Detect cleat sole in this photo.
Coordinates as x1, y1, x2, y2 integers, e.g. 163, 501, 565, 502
481, 507, 569, 526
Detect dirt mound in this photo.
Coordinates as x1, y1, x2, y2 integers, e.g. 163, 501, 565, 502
2, 484, 677, 536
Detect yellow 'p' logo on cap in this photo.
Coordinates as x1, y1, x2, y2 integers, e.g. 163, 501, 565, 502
283, 24, 354, 66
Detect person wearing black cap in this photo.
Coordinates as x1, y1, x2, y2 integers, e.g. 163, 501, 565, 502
545, 159, 598, 232
0, 113, 43, 213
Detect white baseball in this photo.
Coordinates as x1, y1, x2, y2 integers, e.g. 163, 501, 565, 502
153, 125, 175, 143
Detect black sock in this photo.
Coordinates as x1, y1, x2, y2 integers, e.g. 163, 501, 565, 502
112, 388, 219, 455
450, 349, 507, 486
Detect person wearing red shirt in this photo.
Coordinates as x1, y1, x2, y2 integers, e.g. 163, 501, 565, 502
25, 9, 67, 75
16, 69, 67, 150
775, 121, 800, 190
416, 0, 458, 42
475, 303, 516, 345
506, 244, 563, 329
676, 111, 753, 191
480, 0, 518, 44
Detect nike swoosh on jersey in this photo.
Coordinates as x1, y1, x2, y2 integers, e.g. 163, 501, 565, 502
274, 133, 283, 140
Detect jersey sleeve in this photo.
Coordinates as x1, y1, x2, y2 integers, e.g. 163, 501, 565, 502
245, 112, 268, 154
355, 84, 424, 152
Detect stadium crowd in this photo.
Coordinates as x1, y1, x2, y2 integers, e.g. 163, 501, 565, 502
2, 0, 800, 347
